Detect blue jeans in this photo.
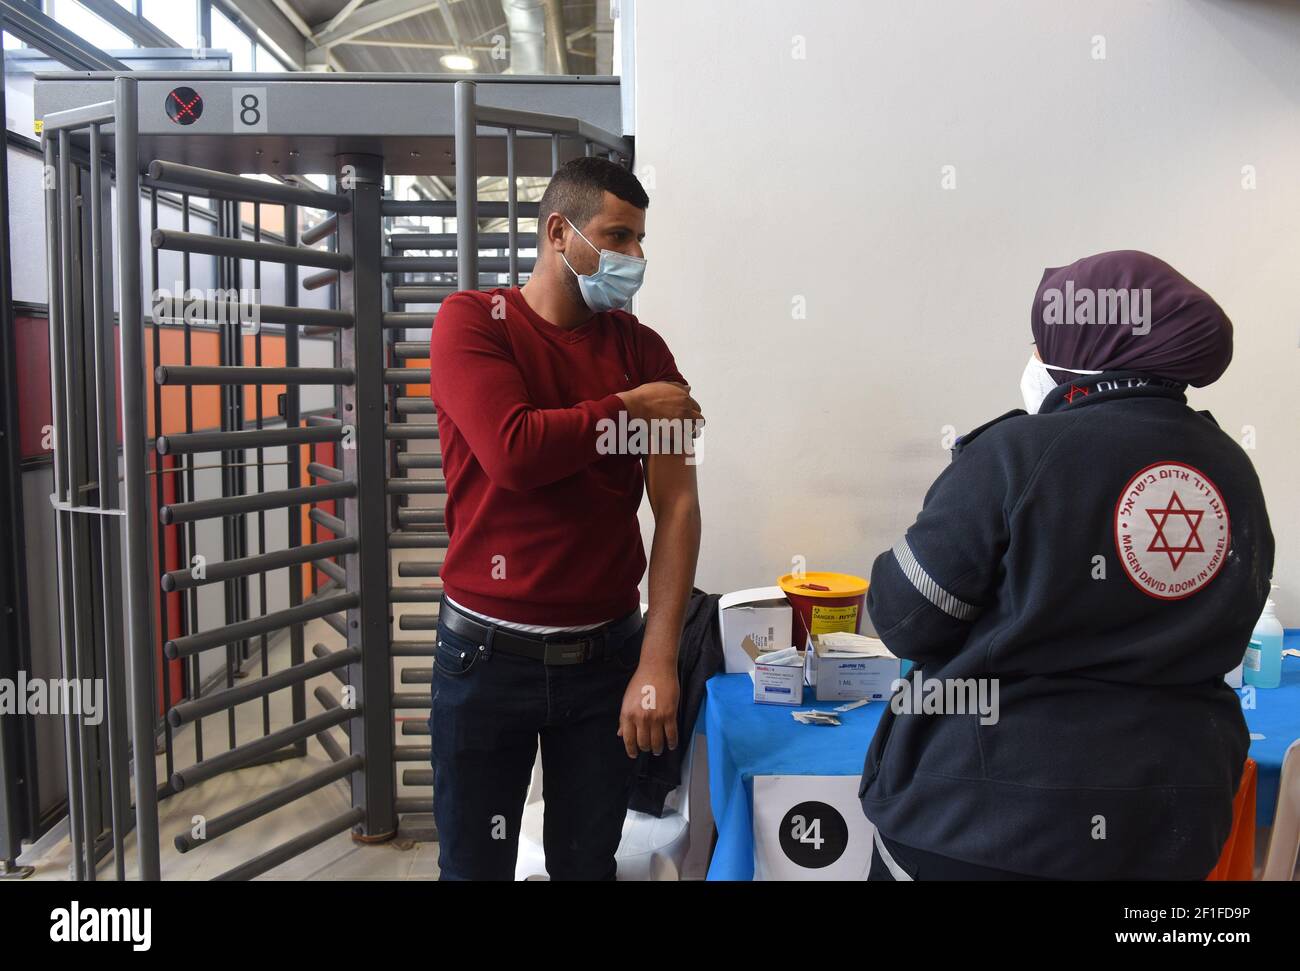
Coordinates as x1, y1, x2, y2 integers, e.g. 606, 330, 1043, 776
428, 613, 645, 880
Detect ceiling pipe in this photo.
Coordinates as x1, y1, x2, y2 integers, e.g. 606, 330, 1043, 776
499, 0, 545, 74
542, 0, 570, 73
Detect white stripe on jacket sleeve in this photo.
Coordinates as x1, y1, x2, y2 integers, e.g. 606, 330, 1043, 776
890, 537, 980, 622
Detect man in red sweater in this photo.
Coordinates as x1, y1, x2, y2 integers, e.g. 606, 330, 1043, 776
427, 157, 703, 880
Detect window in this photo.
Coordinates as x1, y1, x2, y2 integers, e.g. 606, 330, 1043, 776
255, 44, 287, 72
142, 0, 199, 50
210, 9, 253, 72
48, 0, 134, 50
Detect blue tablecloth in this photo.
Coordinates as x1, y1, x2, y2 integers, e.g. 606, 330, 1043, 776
704, 634, 1300, 880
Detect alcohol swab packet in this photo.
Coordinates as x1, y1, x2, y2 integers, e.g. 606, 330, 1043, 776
833, 697, 872, 713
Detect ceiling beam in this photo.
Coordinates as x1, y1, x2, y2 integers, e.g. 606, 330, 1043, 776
220, 0, 309, 66
320, 0, 369, 36
310, 0, 451, 51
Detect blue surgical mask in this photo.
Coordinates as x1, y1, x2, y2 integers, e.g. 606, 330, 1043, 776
560, 217, 647, 312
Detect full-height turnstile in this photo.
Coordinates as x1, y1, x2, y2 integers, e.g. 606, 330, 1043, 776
36, 73, 631, 880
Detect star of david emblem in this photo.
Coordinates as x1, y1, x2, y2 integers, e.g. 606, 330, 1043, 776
1145, 490, 1204, 570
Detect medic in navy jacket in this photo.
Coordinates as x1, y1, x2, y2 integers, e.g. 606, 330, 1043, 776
859, 251, 1275, 880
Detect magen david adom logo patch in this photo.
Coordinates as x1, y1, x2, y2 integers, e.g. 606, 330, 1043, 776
1114, 461, 1230, 600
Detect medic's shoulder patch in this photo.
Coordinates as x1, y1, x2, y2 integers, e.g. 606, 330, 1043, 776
1113, 461, 1231, 600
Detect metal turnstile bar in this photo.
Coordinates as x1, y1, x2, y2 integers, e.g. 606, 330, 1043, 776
151, 298, 354, 329
161, 537, 357, 592
382, 256, 533, 274
385, 426, 438, 441
308, 461, 345, 482
322, 611, 348, 638
155, 365, 355, 386
40, 99, 114, 132
157, 423, 344, 455
174, 755, 362, 854
168, 647, 361, 728
171, 706, 357, 792
392, 342, 430, 359
303, 269, 339, 291
317, 558, 346, 585
395, 508, 444, 527
301, 214, 338, 246
397, 562, 440, 578
390, 641, 435, 657
211, 808, 366, 881
392, 692, 431, 709
388, 531, 449, 549
159, 481, 357, 525
474, 102, 632, 157
399, 614, 439, 630
389, 587, 443, 603
387, 370, 430, 384
388, 232, 538, 251
309, 507, 345, 536
394, 394, 436, 413
387, 478, 445, 493
391, 286, 454, 305
147, 160, 351, 213
152, 228, 354, 272
396, 452, 442, 469
382, 200, 538, 218
164, 591, 359, 659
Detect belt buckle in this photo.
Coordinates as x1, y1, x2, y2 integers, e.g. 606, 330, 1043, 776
544, 637, 591, 666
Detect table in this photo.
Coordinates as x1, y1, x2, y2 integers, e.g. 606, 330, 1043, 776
704, 635, 1300, 880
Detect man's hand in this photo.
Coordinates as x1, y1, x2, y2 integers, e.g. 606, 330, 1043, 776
618, 650, 680, 758
617, 381, 704, 426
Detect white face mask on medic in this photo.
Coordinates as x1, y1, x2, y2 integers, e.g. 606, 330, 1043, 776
1019, 354, 1103, 414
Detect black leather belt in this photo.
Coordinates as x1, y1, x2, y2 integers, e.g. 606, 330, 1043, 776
440, 598, 644, 666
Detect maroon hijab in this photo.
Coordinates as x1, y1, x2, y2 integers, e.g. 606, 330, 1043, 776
1030, 250, 1233, 386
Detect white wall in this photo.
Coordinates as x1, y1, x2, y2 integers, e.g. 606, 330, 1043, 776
633, 0, 1300, 620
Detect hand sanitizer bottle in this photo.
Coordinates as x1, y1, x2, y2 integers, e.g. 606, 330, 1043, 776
1244, 589, 1283, 690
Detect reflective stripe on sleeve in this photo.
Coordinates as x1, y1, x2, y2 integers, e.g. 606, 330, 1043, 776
890, 537, 980, 622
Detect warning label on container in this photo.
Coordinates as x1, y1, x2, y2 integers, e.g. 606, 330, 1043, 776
810, 605, 859, 635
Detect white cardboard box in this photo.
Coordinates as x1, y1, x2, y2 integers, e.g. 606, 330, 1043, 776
806, 634, 901, 702
718, 586, 793, 675
751, 655, 805, 706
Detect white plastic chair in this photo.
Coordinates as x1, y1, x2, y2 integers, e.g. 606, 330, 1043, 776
514, 716, 704, 881
1261, 739, 1300, 880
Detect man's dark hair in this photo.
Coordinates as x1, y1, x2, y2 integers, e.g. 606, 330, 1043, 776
537, 156, 649, 230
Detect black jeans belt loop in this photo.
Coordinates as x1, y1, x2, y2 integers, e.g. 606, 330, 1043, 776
441, 599, 641, 666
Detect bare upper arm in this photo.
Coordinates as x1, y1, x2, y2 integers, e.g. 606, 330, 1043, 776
644, 449, 700, 518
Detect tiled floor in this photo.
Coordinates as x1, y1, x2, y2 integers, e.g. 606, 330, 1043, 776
17, 550, 444, 881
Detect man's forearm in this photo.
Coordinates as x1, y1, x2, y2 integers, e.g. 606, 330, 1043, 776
640, 498, 701, 667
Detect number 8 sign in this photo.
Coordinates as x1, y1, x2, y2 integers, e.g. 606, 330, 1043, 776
232, 87, 268, 133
